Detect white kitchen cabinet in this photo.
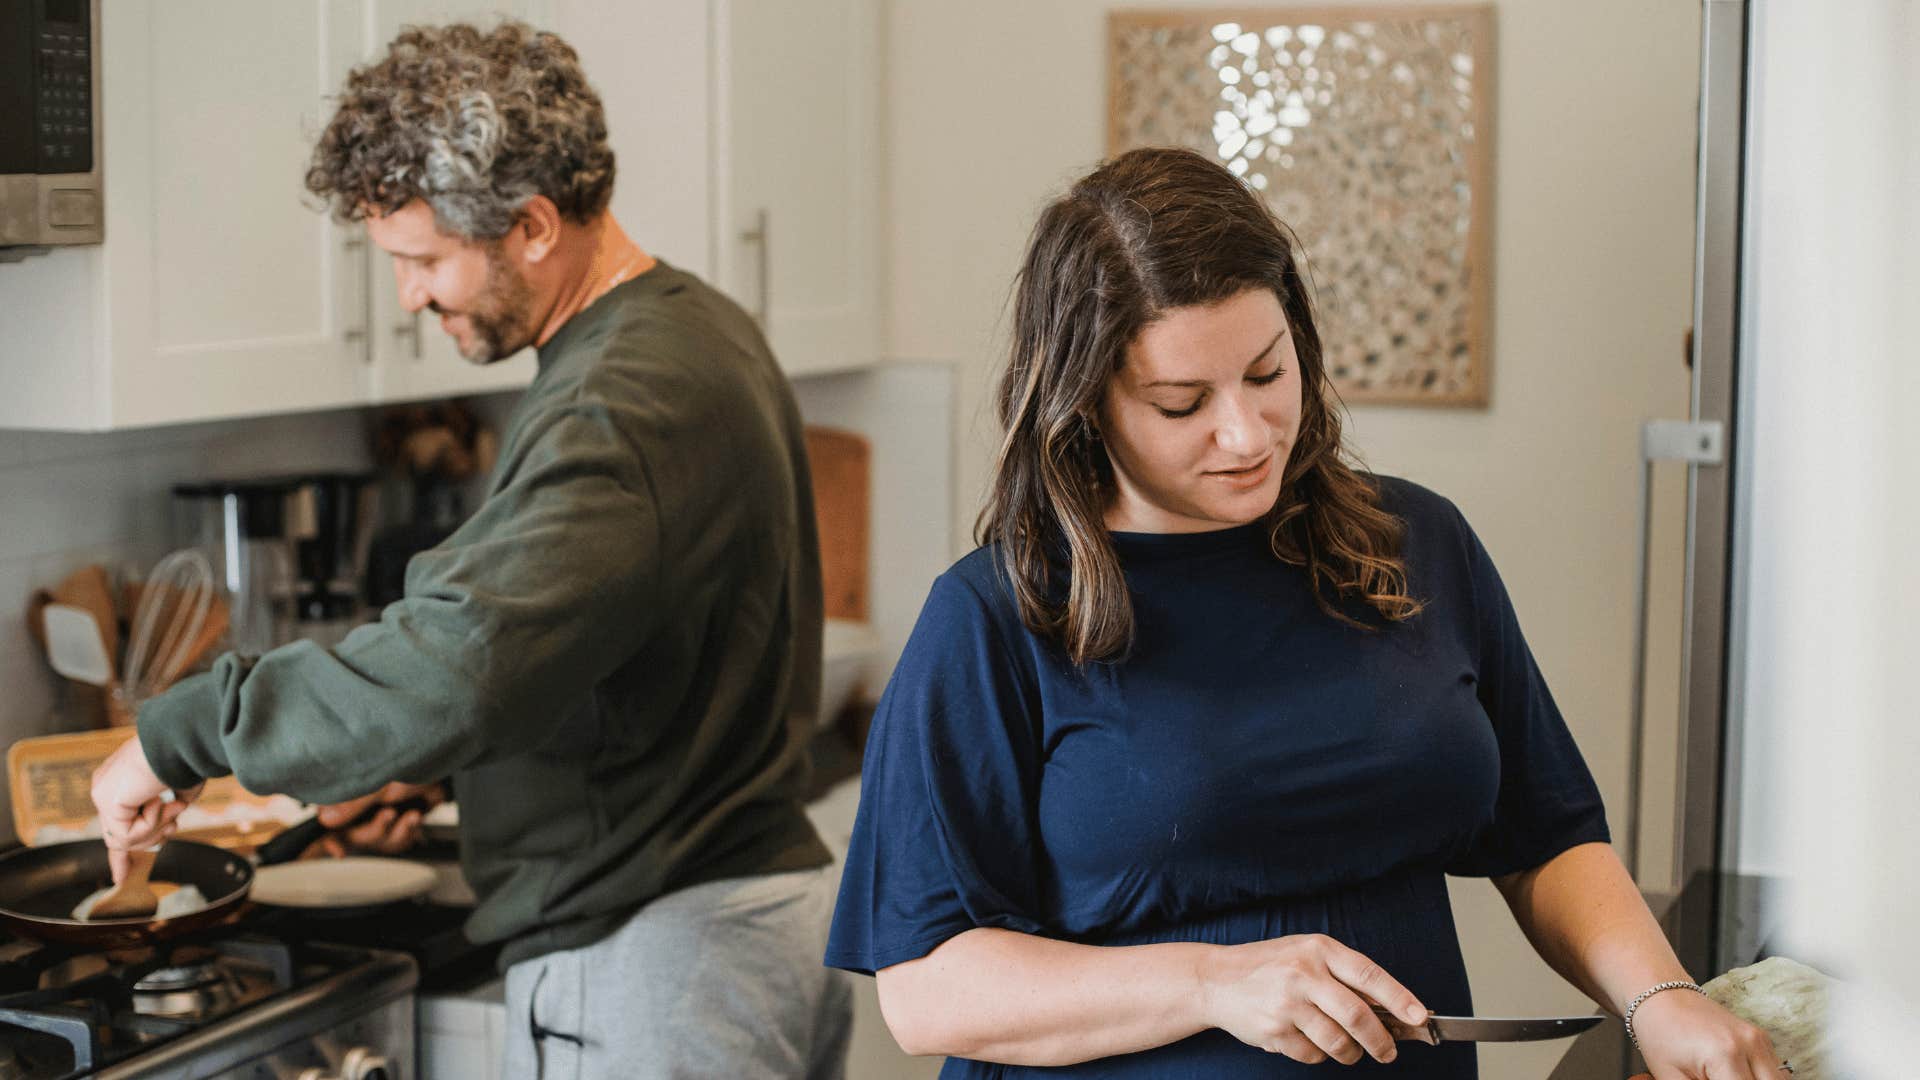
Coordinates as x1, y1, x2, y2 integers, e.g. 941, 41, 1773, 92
712, 0, 882, 377
366, 0, 885, 393
0, 0, 370, 430
0, 0, 881, 431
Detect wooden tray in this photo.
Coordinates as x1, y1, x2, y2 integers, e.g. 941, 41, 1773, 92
7, 728, 295, 852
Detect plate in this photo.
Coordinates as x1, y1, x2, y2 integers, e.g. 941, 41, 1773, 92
250, 856, 440, 909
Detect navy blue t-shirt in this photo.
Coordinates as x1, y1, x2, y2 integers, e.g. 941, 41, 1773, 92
825, 475, 1610, 1077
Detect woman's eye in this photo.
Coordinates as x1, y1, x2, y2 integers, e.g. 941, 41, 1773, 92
1155, 399, 1204, 419
1248, 366, 1287, 386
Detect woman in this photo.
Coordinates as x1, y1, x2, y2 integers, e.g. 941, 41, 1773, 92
826, 147, 1782, 1077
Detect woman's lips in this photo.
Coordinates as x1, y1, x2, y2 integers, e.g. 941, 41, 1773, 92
1205, 454, 1274, 489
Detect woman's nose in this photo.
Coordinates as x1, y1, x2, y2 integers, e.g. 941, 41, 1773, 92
1215, 392, 1271, 456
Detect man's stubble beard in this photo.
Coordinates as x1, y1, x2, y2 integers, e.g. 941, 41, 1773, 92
454, 244, 536, 364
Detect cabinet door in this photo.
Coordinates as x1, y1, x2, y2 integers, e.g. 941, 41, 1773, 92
362, 0, 547, 405
714, 0, 881, 377
550, 0, 714, 281
101, 0, 368, 428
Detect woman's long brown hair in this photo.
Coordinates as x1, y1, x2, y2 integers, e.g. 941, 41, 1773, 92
977, 147, 1423, 664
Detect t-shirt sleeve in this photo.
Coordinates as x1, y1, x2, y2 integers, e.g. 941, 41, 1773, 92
1441, 502, 1612, 878
825, 568, 1048, 975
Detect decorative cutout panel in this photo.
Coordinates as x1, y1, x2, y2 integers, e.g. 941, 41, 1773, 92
1110, 6, 1496, 406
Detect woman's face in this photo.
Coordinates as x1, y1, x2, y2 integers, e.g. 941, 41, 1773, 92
1099, 287, 1302, 534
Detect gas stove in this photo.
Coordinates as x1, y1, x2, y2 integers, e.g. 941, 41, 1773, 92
0, 931, 414, 1079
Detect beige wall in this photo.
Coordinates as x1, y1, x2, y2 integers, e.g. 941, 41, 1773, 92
883, 1, 1701, 1076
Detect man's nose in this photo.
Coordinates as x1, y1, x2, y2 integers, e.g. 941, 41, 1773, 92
394, 266, 430, 314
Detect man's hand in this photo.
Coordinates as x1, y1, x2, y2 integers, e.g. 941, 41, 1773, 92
89, 737, 202, 882
309, 781, 447, 858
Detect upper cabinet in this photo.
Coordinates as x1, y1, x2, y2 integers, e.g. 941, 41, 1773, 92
0, 1, 370, 431
107, 2, 372, 428
712, 0, 882, 377
0, 0, 882, 432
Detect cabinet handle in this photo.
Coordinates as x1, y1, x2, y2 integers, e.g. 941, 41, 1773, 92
739, 208, 770, 328
343, 231, 371, 360
394, 313, 421, 360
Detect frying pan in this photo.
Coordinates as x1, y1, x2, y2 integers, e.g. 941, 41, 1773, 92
0, 839, 252, 948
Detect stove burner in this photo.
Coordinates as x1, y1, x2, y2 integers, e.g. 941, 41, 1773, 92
132, 960, 243, 1017
133, 961, 219, 994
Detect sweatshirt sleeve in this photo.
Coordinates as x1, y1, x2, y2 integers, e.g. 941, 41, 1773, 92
138, 403, 663, 803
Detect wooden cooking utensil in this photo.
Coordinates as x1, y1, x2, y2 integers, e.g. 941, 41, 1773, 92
84, 847, 159, 920
31, 586, 122, 728
50, 565, 119, 667
41, 604, 115, 687
24, 588, 54, 651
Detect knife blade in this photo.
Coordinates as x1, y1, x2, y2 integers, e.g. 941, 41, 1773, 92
1371, 1006, 1604, 1044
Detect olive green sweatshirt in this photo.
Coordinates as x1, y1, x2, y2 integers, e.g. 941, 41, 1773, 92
139, 261, 830, 967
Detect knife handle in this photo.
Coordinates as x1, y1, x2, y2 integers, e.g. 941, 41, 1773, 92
1371, 1006, 1439, 1046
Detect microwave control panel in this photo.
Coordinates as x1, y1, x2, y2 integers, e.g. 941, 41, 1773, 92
35, 0, 93, 174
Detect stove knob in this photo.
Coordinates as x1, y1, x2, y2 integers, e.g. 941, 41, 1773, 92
342, 1047, 395, 1080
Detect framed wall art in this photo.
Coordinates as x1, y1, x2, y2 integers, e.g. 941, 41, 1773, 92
1110, 6, 1497, 406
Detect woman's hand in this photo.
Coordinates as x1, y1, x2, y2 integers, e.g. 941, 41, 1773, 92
1200, 933, 1428, 1065
1630, 988, 1786, 1079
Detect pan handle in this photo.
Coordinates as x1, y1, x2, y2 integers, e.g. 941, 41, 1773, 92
255, 797, 434, 866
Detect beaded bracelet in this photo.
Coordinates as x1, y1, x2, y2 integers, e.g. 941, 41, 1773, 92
1623, 980, 1706, 1049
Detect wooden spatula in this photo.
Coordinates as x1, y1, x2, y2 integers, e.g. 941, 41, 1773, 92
86, 848, 159, 920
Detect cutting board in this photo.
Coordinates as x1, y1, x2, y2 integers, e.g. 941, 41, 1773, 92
805, 426, 871, 623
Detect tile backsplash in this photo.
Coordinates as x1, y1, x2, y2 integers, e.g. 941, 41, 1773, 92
0, 408, 375, 844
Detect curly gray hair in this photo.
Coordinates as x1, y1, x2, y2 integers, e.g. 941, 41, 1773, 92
305, 21, 615, 240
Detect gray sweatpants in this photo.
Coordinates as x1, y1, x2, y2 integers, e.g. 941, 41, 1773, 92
501, 865, 851, 1080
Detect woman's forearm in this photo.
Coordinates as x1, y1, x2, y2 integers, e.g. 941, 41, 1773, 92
1493, 841, 1692, 1015
876, 927, 1218, 1065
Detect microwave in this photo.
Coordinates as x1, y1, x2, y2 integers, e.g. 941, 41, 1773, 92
0, 0, 103, 251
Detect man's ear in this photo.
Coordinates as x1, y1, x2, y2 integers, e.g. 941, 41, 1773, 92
516, 196, 564, 263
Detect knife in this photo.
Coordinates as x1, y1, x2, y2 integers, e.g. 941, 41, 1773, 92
1371, 1006, 1604, 1044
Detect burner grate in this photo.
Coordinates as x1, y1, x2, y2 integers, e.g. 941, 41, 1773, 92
0, 932, 330, 1077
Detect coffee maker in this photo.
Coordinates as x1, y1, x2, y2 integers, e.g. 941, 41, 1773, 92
172, 472, 377, 652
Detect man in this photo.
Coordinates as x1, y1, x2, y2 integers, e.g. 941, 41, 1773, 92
91, 21, 850, 1078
